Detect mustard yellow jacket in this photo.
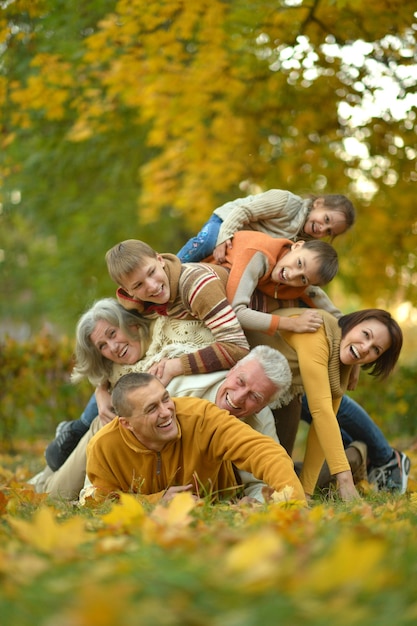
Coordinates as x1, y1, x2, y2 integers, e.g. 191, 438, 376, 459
86, 396, 306, 504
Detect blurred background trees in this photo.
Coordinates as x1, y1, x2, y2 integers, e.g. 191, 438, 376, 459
1, 0, 416, 340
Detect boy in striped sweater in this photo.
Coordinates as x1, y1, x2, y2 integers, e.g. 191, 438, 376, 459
105, 239, 250, 387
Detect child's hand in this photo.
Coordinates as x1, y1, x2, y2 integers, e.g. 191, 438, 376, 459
213, 239, 233, 263
279, 310, 323, 333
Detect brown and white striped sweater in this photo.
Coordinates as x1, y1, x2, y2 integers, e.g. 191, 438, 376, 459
115, 254, 249, 375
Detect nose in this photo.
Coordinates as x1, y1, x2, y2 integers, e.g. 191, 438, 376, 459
108, 339, 119, 353
361, 340, 371, 356
290, 269, 305, 284
144, 277, 158, 295
233, 388, 248, 404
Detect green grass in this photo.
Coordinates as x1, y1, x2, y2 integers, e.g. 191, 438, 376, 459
1, 441, 417, 626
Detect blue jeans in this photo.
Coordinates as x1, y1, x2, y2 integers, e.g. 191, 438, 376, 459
301, 394, 392, 467
177, 214, 223, 262
80, 393, 99, 428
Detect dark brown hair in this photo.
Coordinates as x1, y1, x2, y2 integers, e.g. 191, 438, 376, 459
338, 309, 403, 379
112, 372, 157, 416
302, 240, 338, 285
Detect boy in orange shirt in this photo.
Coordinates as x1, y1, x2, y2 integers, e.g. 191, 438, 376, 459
205, 230, 339, 335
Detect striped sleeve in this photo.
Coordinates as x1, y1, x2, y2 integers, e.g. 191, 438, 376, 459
177, 263, 250, 374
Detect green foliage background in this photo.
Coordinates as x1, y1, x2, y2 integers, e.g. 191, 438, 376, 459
0, 335, 91, 448
1, 0, 417, 336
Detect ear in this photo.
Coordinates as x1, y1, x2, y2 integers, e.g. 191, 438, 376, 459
290, 240, 305, 251
312, 197, 325, 210
156, 253, 165, 267
119, 417, 133, 431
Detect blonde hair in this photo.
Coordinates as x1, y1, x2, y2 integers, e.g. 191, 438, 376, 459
106, 240, 157, 285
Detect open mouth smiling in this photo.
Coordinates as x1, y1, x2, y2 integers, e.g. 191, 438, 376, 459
158, 418, 173, 429
279, 268, 289, 282
225, 393, 241, 411
119, 345, 128, 358
350, 345, 360, 359
150, 285, 164, 298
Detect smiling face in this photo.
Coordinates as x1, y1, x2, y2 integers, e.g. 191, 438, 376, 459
303, 199, 347, 239
90, 319, 145, 365
120, 254, 170, 304
339, 319, 392, 366
119, 378, 178, 451
270, 241, 322, 287
215, 359, 277, 419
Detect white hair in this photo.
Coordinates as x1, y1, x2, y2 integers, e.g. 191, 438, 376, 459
238, 345, 293, 408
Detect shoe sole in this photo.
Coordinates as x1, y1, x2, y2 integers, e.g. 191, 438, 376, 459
398, 451, 411, 494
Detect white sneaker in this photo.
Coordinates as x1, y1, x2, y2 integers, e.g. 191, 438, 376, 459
368, 450, 411, 494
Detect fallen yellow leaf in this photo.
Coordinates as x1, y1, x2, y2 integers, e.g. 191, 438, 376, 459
150, 491, 197, 527
225, 528, 284, 590
8, 506, 89, 556
101, 493, 145, 528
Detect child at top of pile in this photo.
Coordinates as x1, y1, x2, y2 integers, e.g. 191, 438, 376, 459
177, 188, 355, 264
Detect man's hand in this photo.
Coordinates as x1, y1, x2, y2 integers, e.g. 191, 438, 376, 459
148, 357, 184, 386
238, 496, 261, 506
162, 484, 198, 501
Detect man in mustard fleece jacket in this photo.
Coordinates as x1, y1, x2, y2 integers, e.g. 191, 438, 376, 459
86, 372, 306, 505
